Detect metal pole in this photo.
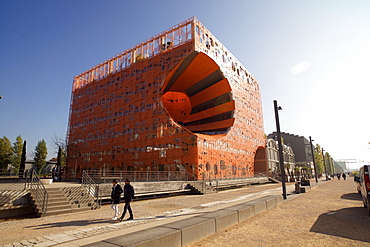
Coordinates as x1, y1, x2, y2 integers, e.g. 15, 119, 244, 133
321, 148, 328, 181
274, 100, 287, 199
309, 136, 318, 183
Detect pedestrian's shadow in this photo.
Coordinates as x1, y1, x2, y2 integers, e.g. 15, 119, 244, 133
310, 207, 370, 243
24, 219, 111, 229
341, 193, 362, 201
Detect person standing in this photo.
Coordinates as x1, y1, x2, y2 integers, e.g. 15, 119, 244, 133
111, 179, 123, 220
119, 178, 135, 221
342, 173, 347, 180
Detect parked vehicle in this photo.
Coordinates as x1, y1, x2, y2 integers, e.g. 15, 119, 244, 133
354, 175, 362, 194
355, 165, 370, 217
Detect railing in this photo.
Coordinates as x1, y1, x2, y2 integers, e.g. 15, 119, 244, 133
28, 170, 48, 215
72, 17, 194, 90
85, 170, 197, 183
82, 171, 102, 208
0, 169, 18, 178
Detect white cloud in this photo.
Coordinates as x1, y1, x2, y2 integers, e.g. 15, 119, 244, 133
290, 61, 310, 74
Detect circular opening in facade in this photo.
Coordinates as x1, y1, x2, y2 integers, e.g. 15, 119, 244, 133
161, 52, 235, 136
162, 91, 192, 122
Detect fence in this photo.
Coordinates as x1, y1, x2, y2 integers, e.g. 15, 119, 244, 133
82, 171, 102, 208
85, 170, 197, 183
0, 169, 18, 178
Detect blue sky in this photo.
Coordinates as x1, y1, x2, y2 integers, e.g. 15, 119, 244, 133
1, 0, 369, 168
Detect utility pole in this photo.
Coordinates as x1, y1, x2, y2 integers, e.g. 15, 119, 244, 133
274, 100, 287, 199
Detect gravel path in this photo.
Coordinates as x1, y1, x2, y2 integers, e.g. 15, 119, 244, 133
189, 178, 370, 247
0, 183, 285, 246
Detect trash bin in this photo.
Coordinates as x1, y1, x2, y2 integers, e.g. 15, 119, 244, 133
295, 182, 301, 194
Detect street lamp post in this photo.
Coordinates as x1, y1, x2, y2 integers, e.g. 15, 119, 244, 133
309, 136, 318, 183
274, 100, 287, 199
322, 148, 328, 181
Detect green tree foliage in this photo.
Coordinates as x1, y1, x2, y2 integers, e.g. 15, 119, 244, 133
12, 135, 23, 171
324, 152, 334, 175
34, 139, 48, 173
56, 147, 66, 170
314, 144, 324, 175
0, 136, 13, 170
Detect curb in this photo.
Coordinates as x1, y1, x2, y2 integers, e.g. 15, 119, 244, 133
79, 195, 283, 247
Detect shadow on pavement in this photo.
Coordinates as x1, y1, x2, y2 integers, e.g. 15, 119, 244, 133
341, 193, 362, 201
310, 207, 370, 243
24, 219, 111, 229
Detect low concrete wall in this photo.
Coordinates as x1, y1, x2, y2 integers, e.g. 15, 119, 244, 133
82, 194, 283, 247
0, 205, 35, 219
99, 181, 187, 198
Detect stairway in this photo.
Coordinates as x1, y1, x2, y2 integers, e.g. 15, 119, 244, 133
46, 188, 73, 216
31, 187, 93, 217
30, 188, 71, 216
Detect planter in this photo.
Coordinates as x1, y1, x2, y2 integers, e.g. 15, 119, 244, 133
40, 178, 53, 185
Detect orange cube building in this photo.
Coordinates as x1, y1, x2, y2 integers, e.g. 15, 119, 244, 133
67, 17, 264, 180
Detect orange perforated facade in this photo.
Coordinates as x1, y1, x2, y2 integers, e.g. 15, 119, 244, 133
67, 17, 264, 180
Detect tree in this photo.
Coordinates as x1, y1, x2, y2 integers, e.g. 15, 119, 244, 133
51, 134, 68, 167
0, 136, 13, 170
314, 144, 324, 175
19, 140, 27, 178
324, 152, 334, 175
56, 146, 66, 170
34, 139, 48, 173
12, 135, 23, 172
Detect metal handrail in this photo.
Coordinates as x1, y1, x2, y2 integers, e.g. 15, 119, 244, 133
29, 170, 48, 215
84, 170, 197, 183
82, 171, 101, 208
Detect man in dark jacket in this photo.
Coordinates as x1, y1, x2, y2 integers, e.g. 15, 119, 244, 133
111, 179, 123, 220
119, 178, 135, 221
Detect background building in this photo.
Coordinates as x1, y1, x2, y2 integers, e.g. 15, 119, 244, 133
268, 132, 313, 170
66, 17, 264, 180
254, 139, 296, 178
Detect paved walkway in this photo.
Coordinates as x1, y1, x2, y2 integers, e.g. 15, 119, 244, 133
189, 178, 370, 247
2, 179, 366, 247
0, 182, 292, 246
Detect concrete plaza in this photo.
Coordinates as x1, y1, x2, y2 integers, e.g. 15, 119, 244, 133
1, 178, 368, 246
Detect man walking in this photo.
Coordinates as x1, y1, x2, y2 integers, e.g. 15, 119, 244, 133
111, 179, 123, 220
119, 178, 135, 221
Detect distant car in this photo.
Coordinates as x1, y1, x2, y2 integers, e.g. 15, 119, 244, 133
356, 165, 370, 217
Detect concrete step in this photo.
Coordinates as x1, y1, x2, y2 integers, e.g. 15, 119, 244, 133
48, 201, 70, 207
44, 208, 73, 216
48, 197, 69, 203
46, 192, 63, 196
45, 188, 62, 191
47, 205, 72, 211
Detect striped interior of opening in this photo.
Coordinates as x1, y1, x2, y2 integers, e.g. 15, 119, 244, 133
162, 51, 235, 135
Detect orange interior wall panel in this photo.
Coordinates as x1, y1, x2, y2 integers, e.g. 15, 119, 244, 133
67, 17, 264, 180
